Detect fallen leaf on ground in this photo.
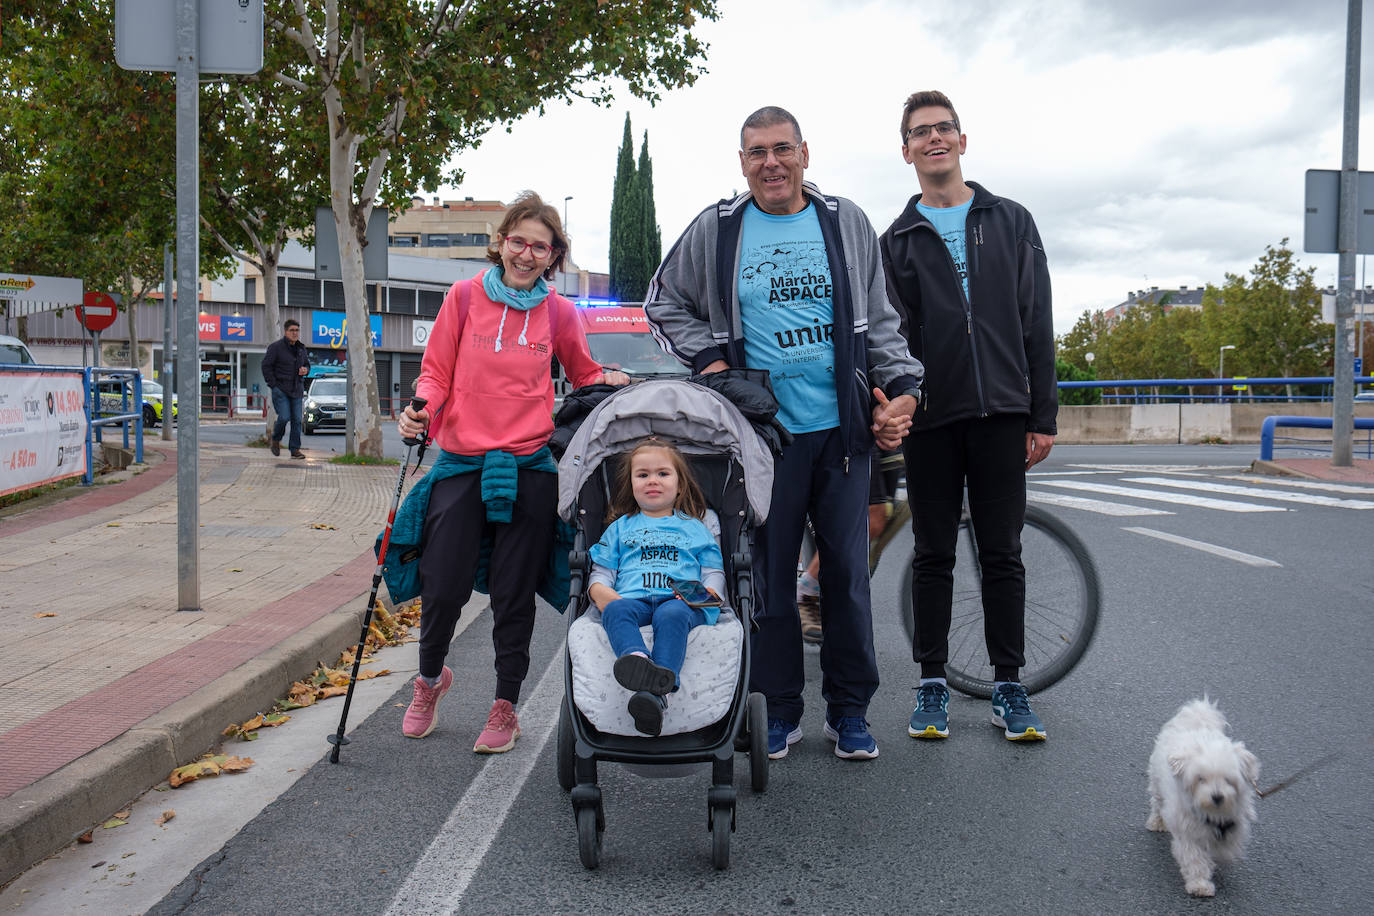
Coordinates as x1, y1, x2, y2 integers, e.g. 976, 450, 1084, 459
169, 753, 255, 787
106, 523, 120, 527
155, 810, 175, 827
77, 832, 94, 844
33, 612, 57, 618
310, 523, 337, 530
229, 567, 242, 572
114, 809, 131, 819
101, 818, 127, 829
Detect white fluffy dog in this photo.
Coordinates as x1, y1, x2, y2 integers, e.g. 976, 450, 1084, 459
1147, 698, 1260, 897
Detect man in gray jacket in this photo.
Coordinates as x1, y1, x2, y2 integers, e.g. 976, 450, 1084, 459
646, 106, 923, 761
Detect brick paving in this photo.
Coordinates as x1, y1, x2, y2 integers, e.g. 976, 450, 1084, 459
0, 440, 401, 798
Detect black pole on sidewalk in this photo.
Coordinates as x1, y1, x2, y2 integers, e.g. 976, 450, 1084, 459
328, 399, 428, 763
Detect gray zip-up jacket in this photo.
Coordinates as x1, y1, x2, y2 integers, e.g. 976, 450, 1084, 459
645, 181, 923, 460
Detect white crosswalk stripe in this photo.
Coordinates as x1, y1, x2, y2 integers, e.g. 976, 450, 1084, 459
1123, 477, 1374, 509
1028, 489, 1172, 516
1122, 527, 1283, 567
1035, 479, 1286, 512
1215, 474, 1374, 495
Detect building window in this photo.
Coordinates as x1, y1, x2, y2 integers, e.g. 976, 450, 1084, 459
389, 235, 418, 247
424, 234, 450, 247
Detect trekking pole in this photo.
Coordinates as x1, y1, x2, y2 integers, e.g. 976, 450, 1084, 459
328, 397, 430, 763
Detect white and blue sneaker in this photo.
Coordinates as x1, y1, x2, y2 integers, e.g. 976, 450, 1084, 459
991, 682, 1047, 741
908, 682, 950, 739
823, 715, 879, 760
767, 718, 802, 759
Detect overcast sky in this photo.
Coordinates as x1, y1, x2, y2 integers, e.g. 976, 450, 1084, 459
435, 0, 1374, 334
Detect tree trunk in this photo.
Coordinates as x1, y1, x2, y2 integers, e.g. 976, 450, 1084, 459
261, 248, 283, 440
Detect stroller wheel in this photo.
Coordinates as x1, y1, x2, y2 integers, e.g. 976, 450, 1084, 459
709, 803, 732, 870
746, 692, 769, 793
576, 805, 602, 869
556, 701, 575, 792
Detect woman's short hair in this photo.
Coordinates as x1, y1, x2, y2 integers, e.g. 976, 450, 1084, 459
486, 190, 570, 280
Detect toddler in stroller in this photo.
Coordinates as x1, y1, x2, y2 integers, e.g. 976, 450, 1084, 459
587, 439, 727, 737
555, 378, 775, 869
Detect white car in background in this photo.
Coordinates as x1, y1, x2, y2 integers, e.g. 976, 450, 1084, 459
0, 334, 36, 365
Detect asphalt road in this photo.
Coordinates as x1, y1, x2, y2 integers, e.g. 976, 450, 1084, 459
8, 444, 1372, 915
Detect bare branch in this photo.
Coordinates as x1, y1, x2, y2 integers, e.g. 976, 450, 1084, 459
422, 0, 477, 57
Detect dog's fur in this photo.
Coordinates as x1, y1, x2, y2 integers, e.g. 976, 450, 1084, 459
1147, 698, 1260, 897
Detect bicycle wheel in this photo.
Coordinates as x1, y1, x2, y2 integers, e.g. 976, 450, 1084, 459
898, 504, 1100, 698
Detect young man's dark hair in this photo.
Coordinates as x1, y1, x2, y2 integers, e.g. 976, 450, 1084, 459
284, 319, 300, 330
898, 90, 959, 140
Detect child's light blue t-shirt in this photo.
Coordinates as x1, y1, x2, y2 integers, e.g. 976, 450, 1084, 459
737, 202, 840, 434
917, 198, 972, 300
588, 511, 725, 621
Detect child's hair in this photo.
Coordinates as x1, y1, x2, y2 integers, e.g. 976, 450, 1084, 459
607, 438, 707, 522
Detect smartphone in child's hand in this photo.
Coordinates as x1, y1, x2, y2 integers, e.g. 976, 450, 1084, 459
668, 577, 722, 607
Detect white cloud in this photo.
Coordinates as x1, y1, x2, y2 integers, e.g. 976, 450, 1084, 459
436, 0, 1374, 333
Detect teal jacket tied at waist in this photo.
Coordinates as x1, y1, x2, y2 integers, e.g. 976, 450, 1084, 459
376, 447, 574, 611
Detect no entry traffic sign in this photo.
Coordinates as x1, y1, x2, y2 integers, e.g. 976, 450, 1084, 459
77, 291, 119, 333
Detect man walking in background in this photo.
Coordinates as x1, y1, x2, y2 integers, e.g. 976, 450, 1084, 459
262, 319, 310, 459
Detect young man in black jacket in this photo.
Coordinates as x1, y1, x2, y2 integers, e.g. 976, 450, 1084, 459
880, 90, 1057, 742
261, 319, 311, 458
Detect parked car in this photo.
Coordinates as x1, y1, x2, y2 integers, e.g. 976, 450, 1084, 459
95, 377, 175, 427
551, 305, 687, 411
303, 377, 348, 434
1356, 391, 1374, 402
0, 334, 36, 365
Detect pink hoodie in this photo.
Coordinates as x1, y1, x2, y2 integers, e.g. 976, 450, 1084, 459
414, 272, 605, 456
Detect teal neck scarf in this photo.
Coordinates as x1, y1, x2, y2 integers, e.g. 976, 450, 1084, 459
483, 268, 550, 353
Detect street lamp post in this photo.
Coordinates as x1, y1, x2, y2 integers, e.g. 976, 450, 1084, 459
1219, 344, 1236, 402
563, 195, 573, 232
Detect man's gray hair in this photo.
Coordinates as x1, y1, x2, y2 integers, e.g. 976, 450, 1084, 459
740, 106, 802, 146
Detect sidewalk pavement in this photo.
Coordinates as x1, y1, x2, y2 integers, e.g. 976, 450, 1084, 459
0, 442, 1369, 887
0, 439, 414, 886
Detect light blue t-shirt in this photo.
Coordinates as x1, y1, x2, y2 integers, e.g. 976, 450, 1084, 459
737, 202, 840, 434
917, 198, 973, 300
588, 511, 725, 620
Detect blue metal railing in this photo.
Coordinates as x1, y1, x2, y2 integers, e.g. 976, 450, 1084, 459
1259, 415, 1374, 461
1057, 376, 1374, 404
86, 367, 144, 482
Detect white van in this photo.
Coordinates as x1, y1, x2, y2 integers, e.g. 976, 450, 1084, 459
0, 334, 36, 365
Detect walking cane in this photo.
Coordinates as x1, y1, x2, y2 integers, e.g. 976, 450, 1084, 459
328, 397, 430, 763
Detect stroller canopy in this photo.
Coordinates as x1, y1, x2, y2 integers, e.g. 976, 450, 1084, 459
556, 378, 774, 524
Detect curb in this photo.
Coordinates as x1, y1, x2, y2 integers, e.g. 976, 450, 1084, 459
1248, 459, 1313, 479
0, 588, 370, 886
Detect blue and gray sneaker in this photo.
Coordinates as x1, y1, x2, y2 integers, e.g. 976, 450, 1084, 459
991, 682, 1047, 741
823, 715, 879, 760
767, 718, 802, 759
908, 682, 951, 739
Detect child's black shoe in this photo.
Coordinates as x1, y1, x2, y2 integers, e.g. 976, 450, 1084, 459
613, 654, 675, 695
627, 691, 667, 736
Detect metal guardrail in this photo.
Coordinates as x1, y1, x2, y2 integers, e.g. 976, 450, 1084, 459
87, 366, 144, 483
1259, 415, 1374, 461
1058, 376, 1374, 404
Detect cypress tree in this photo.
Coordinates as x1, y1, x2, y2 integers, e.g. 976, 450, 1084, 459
633, 130, 662, 302
609, 114, 636, 301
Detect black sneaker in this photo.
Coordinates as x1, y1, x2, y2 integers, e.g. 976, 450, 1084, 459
290, 450, 306, 459
613, 654, 675, 695
270, 440, 281, 456
627, 691, 666, 736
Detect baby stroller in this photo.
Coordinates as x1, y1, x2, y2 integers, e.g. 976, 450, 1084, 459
555, 378, 774, 870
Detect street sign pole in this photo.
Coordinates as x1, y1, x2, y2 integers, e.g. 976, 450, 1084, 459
1334, 0, 1361, 467
175, 0, 201, 612
162, 243, 174, 441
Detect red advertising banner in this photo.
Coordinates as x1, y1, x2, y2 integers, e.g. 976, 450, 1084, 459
0, 369, 88, 497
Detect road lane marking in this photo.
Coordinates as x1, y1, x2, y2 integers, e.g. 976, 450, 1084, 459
1122, 527, 1282, 567
1028, 489, 1173, 516
1123, 477, 1374, 509
385, 644, 565, 916
1217, 474, 1374, 495
1036, 479, 1286, 512
1064, 464, 1248, 472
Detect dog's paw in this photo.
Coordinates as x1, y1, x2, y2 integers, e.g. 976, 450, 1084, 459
1185, 878, 1216, 897
1146, 812, 1166, 831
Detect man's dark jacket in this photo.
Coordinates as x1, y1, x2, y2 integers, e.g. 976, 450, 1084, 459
261, 336, 310, 399
880, 181, 1057, 435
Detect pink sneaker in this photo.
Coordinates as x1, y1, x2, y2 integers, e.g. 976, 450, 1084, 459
402, 666, 453, 738
473, 698, 520, 753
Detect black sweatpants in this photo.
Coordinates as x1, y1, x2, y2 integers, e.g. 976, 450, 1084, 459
902, 414, 1027, 682
416, 469, 558, 704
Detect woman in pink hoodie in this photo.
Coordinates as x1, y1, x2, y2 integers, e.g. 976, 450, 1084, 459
396, 191, 629, 753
